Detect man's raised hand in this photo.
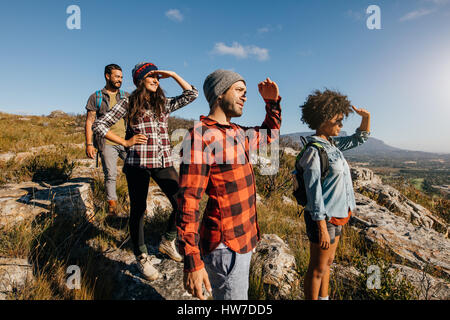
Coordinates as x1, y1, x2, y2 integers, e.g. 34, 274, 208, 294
258, 78, 279, 101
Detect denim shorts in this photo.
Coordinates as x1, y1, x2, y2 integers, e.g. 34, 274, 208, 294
304, 211, 342, 244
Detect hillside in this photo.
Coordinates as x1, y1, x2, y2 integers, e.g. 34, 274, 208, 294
283, 131, 450, 160
0, 111, 449, 300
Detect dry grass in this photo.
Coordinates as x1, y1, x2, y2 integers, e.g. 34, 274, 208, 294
0, 112, 85, 154
0, 211, 103, 300
0, 145, 84, 185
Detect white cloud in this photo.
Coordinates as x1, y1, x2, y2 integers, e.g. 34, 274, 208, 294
165, 9, 183, 22
212, 42, 269, 61
257, 24, 282, 34
399, 8, 435, 21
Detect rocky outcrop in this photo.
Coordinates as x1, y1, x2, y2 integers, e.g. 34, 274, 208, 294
250, 234, 299, 299
85, 232, 297, 300
352, 193, 450, 279
145, 186, 173, 217
282, 147, 298, 157
0, 258, 33, 299
351, 167, 383, 186
48, 110, 67, 118
2, 149, 449, 300
0, 157, 174, 227
330, 262, 450, 300
351, 167, 448, 235
0, 162, 94, 228
0, 143, 84, 163
86, 239, 196, 300
389, 264, 450, 300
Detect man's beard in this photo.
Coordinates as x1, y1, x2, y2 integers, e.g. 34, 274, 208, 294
108, 80, 121, 89
220, 98, 242, 118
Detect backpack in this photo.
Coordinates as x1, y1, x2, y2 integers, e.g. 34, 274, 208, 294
95, 89, 126, 110
93, 89, 126, 166
292, 136, 329, 211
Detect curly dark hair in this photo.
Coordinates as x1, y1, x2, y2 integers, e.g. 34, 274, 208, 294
300, 89, 353, 130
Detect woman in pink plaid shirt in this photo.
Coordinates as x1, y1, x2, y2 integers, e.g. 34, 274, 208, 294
92, 62, 198, 281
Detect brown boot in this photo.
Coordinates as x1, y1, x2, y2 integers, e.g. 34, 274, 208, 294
107, 200, 117, 216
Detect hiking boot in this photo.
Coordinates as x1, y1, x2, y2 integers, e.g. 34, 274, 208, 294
136, 253, 159, 281
159, 236, 183, 262
107, 200, 117, 216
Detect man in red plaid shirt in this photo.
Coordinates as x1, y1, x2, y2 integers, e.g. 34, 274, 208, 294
177, 69, 281, 300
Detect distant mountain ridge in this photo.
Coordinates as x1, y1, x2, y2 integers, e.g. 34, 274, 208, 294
282, 131, 450, 160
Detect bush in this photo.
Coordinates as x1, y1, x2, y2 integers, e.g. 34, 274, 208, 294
0, 147, 81, 185
254, 151, 296, 199
25, 153, 75, 183
353, 254, 419, 300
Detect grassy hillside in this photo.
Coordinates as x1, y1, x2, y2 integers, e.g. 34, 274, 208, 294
1, 112, 443, 300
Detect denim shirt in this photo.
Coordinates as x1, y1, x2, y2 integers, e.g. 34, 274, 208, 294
299, 129, 370, 221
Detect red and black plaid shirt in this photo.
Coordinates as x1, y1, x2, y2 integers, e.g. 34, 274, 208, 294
177, 98, 282, 272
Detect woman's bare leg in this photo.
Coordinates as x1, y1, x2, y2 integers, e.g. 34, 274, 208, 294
304, 241, 334, 300
318, 235, 340, 298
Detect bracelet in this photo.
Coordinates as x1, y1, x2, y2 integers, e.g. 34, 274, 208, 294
86, 144, 93, 146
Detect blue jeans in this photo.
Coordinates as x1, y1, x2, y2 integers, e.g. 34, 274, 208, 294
203, 244, 253, 300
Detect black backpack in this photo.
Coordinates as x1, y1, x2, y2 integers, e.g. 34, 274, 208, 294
292, 137, 329, 212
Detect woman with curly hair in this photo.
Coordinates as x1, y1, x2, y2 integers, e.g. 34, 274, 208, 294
298, 89, 371, 300
93, 62, 198, 281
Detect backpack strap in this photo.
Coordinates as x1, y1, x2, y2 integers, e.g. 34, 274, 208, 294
295, 141, 329, 183
95, 90, 103, 111
309, 142, 329, 182
300, 136, 308, 147
119, 90, 125, 100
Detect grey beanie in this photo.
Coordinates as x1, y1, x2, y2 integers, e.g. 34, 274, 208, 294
203, 69, 245, 107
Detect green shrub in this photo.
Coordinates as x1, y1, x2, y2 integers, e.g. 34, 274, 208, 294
353, 254, 419, 300
254, 151, 296, 199
25, 153, 75, 183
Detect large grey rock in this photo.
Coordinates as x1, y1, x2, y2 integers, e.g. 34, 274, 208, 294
0, 163, 95, 227
351, 167, 383, 186
352, 193, 450, 279
145, 186, 173, 218
282, 147, 298, 157
86, 238, 197, 300
330, 263, 361, 289
351, 167, 448, 235
0, 258, 33, 299
250, 234, 299, 299
0, 182, 53, 227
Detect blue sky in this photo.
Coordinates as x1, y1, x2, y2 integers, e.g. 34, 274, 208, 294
1, 0, 449, 153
